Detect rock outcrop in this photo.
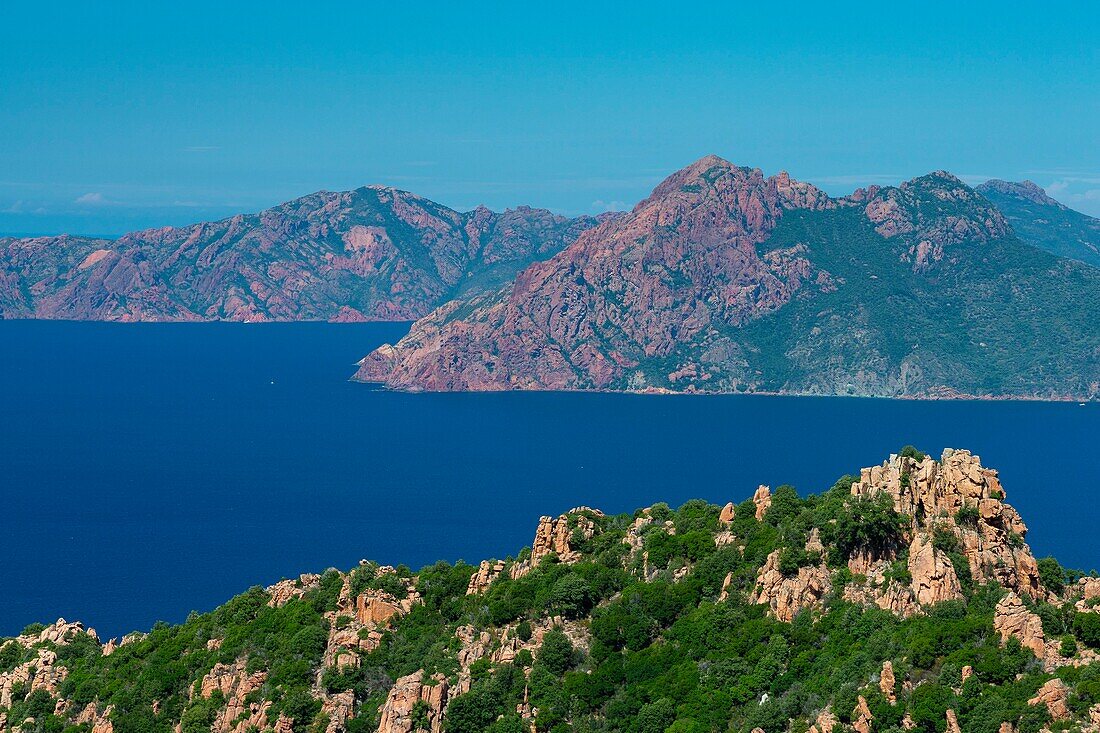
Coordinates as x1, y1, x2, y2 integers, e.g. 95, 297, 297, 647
530, 508, 601, 565
851, 449, 1047, 600
880, 660, 896, 703
808, 709, 838, 733
267, 574, 322, 607
194, 659, 271, 733
376, 672, 450, 733
749, 551, 831, 622
470, 508, 605, 589
852, 695, 874, 733
752, 486, 772, 520
466, 559, 507, 596
75, 702, 114, 733
994, 592, 1047, 658
1028, 678, 1071, 721
908, 534, 963, 605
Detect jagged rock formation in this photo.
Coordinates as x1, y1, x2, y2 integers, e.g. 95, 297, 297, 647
0, 192, 606, 321
749, 550, 831, 622
752, 485, 772, 520
994, 592, 1048, 658
466, 507, 605, 593
357, 156, 1100, 399
751, 449, 1050, 624
880, 660, 896, 703
852, 695, 874, 733
850, 448, 1046, 600
376, 672, 449, 733
267, 573, 322, 607
194, 659, 272, 733
807, 709, 838, 733
529, 508, 601, 566
907, 534, 963, 605
465, 559, 507, 596
74, 702, 114, 733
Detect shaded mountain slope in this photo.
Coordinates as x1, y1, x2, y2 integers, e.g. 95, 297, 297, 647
976, 179, 1100, 269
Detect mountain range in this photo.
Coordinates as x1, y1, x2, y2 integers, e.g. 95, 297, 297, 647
356, 158, 1100, 400
0, 190, 608, 322
4, 448, 1100, 733
4, 157, 1099, 400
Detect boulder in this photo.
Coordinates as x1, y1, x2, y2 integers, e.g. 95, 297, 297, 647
994, 593, 1046, 658
1028, 678, 1070, 721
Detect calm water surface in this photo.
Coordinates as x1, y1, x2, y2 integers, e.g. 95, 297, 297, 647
1, 321, 1097, 638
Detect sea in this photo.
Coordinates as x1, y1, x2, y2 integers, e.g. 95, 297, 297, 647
1, 321, 1097, 638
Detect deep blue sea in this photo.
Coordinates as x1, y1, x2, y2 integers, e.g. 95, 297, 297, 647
1, 321, 1098, 639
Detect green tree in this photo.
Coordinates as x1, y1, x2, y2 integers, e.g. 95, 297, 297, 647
1038, 556, 1066, 594
537, 629, 577, 676
549, 575, 593, 619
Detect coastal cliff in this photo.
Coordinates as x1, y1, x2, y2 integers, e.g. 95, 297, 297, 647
5, 448, 1100, 732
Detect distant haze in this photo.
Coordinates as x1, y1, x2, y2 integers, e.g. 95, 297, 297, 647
2, 2, 1098, 235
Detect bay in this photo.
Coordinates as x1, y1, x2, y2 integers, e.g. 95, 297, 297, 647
1, 321, 1097, 638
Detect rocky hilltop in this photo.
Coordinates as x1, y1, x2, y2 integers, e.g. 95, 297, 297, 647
976, 179, 1100, 269
6, 448, 1100, 732
357, 156, 1100, 400
0, 190, 607, 322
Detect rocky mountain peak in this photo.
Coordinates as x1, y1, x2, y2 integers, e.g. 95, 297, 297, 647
977, 179, 1063, 208
640, 155, 832, 216
860, 171, 1012, 258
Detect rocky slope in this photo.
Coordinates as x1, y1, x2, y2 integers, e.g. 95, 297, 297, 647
5, 447, 1100, 733
357, 156, 1100, 399
976, 179, 1100, 269
0, 189, 606, 322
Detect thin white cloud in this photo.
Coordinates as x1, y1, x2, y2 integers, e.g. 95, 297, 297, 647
74, 192, 108, 205
811, 174, 905, 186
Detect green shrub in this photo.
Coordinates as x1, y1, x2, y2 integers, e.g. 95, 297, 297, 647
900, 445, 927, 461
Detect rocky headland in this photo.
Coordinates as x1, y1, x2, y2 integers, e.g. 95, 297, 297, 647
4, 448, 1100, 732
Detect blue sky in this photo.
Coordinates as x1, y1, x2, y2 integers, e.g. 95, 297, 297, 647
2, 1, 1098, 235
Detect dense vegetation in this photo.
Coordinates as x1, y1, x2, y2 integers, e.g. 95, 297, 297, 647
4, 452, 1100, 733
